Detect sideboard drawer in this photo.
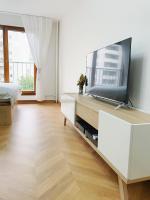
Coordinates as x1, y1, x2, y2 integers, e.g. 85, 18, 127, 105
76, 102, 98, 129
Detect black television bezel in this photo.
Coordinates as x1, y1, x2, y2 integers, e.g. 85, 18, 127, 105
85, 37, 132, 105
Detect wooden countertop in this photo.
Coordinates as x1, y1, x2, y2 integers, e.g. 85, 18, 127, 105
65, 93, 150, 124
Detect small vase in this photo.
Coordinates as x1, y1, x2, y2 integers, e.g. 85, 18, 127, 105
79, 86, 83, 95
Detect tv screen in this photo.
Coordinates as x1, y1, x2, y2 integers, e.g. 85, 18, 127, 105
86, 38, 132, 104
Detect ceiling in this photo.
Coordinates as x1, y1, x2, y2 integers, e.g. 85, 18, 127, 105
0, 0, 81, 19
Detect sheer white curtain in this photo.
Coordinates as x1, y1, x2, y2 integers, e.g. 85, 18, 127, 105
21, 15, 53, 101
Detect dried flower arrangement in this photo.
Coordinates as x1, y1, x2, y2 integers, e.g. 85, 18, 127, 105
77, 74, 88, 94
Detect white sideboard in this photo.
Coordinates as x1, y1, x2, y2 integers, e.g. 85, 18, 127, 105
61, 93, 150, 200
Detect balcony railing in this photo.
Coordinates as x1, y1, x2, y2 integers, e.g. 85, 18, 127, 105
9, 61, 35, 91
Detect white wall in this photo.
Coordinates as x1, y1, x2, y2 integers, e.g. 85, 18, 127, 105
0, 13, 57, 101
59, 0, 150, 112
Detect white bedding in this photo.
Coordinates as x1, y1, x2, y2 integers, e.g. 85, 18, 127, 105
0, 83, 19, 105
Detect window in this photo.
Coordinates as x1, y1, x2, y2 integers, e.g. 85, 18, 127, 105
0, 25, 36, 95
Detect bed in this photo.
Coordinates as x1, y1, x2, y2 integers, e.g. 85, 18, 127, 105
0, 83, 19, 106
0, 83, 20, 125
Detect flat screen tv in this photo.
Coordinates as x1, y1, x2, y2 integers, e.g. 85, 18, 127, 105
85, 38, 132, 105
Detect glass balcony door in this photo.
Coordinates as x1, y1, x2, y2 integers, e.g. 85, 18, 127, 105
8, 30, 35, 93
0, 25, 36, 95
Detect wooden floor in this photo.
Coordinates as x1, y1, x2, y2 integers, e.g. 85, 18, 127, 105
0, 103, 149, 200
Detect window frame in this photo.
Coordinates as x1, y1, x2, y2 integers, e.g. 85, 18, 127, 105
0, 24, 36, 95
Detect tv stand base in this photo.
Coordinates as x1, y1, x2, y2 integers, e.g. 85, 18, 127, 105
115, 103, 126, 110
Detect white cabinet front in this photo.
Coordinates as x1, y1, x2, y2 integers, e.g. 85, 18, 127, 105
61, 95, 75, 124
98, 111, 132, 179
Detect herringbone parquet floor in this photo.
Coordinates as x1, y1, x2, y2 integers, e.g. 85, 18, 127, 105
1, 103, 148, 200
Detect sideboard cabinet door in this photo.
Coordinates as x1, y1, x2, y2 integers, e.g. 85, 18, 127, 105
98, 111, 132, 179
61, 95, 75, 124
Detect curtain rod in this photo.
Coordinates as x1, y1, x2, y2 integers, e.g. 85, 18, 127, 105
0, 10, 58, 21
